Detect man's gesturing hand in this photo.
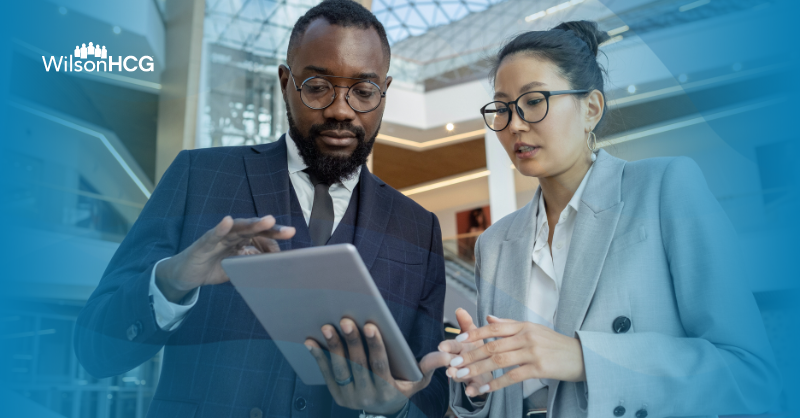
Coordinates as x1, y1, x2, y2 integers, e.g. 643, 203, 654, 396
155, 215, 295, 302
305, 319, 451, 415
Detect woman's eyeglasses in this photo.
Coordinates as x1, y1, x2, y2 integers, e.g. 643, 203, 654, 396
288, 67, 387, 113
480, 90, 589, 131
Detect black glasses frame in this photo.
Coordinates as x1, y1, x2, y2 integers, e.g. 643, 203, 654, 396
288, 67, 387, 113
480, 90, 590, 131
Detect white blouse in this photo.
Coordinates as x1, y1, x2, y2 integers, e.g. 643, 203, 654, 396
523, 164, 593, 397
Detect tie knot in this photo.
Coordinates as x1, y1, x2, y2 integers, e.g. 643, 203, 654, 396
303, 169, 329, 188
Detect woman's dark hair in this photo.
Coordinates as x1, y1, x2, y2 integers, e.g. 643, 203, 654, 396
490, 20, 610, 129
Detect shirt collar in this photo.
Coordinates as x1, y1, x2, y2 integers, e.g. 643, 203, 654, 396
535, 163, 595, 229
285, 131, 361, 192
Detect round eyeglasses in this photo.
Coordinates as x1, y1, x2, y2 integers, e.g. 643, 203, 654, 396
480, 90, 589, 132
288, 67, 387, 113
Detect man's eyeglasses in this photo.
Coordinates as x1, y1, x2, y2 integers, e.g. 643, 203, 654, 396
288, 67, 387, 113
480, 90, 589, 132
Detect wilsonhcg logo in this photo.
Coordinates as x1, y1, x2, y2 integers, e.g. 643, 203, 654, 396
42, 42, 154, 72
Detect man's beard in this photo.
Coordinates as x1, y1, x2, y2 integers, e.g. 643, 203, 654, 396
286, 107, 378, 185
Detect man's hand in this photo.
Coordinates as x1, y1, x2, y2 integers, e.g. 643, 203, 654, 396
305, 318, 450, 415
437, 308, 494, 400
155, 215, 295, 302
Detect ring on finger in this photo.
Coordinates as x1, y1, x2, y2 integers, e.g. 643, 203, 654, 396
335, 376, 353, 386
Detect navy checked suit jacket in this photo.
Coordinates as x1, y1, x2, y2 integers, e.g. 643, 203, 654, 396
74, 136, 449, 418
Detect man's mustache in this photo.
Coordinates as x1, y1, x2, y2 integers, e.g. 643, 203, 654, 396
308, 121, 366, 142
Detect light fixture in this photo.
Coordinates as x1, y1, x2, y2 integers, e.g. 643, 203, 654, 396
601, 35, 623, 46
525, 0, 583, 23
525, 11, 546, 22
679, 0, 710, 12
627, 85, 636, 94
446, 123, 454, 131
607, 25, 629, 36
401, 170, 490, 196
113, 25, 122, 34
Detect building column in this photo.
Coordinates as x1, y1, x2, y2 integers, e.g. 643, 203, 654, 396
155, 0, 204, 181
484, 129, 516, 224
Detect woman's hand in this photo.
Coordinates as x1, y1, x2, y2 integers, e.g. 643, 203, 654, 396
437, 309, 494, 399
448, 316, 586, 396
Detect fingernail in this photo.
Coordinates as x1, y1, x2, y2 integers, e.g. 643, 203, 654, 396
364, 325, 375, 338
304, 343, 312, 351
479, 384, 490, 394
465, 387, 475, 397
488, 314, 498, 319
445, 368, 452, 378
341, 321, 353, 334
455, 333, 469, 342
456, 368, 470, 378
322, 327, 333, 339
450, 356, 463, 367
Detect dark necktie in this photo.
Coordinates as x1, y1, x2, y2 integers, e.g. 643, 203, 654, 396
304, 169, 334, 246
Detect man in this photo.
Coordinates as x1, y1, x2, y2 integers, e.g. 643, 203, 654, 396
74, 1, 449, 417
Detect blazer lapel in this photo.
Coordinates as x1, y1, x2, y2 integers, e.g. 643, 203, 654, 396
493, 193, 539, 323
547, 150, 625, 413
492, 193, 538, 414
243, 135, 293, 250
354, 167, 393, 272
554, 149, 626, 336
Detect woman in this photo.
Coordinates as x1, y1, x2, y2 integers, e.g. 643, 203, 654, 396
439, 21, 780, 418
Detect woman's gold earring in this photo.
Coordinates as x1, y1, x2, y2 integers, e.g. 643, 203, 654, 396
587, 131, 598, 162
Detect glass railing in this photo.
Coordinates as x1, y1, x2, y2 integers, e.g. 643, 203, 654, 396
3, 100, 152, 242
442, 232, 480, 292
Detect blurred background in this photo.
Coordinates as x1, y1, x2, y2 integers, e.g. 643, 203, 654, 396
1, 0, 798, 416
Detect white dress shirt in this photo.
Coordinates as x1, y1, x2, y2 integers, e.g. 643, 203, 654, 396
522, 164, 593, 398
148, 132, 361, 330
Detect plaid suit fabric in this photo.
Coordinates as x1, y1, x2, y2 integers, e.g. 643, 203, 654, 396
74, 137, 448, 418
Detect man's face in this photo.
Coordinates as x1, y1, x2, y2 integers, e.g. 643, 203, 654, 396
279, 19, 392, 185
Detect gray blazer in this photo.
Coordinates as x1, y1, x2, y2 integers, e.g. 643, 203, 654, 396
450, 150, 780, 418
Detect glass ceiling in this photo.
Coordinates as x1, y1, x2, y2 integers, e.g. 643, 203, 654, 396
204, 0, 764, 89
371, 0, 506, 44
203, 0, 504, 60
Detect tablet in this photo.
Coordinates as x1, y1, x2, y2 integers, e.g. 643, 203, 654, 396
221, 243, 424, 385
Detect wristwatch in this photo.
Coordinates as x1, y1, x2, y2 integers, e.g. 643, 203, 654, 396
359, 400, 410, 418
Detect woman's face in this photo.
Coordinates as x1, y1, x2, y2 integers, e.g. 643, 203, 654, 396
492, 54, 600, 179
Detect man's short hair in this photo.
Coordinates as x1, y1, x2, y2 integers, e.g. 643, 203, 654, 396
287, 0, 391, 70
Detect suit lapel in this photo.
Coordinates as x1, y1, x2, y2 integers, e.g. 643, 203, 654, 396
547, 150, 625, 413
354, 167, 393, 272
493, 193, 539, 323
243, 135, 293, 250
492, 193, 538, 413
553, 149, 626, 336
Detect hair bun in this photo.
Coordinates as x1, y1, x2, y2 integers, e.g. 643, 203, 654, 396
553, 20, 610, 57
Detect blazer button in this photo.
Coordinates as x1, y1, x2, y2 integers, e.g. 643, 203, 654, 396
126, 321, 142, 341
614, 406, 626, 416
612, 316, 631, 334
635, 408, 648, 418
294, 397, 307, 411
250, 407, 263, 418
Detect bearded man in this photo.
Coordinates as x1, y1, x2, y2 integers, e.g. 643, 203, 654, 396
74, 1, 449, 417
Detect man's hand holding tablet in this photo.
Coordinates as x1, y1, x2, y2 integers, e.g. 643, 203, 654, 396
305, 319, 450, 416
